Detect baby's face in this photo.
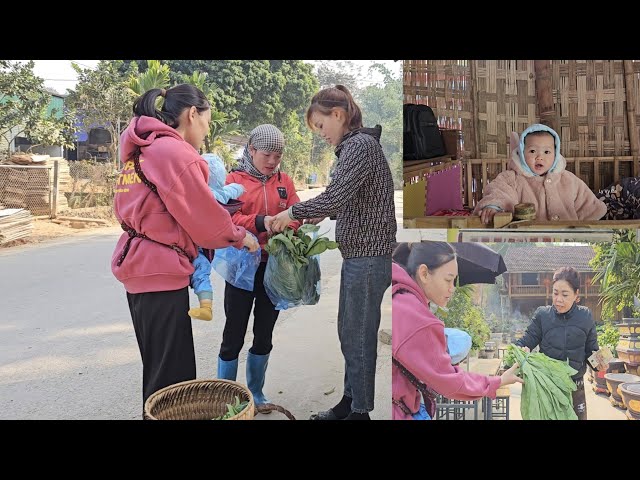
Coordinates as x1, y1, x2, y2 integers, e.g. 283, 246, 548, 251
524, 132, 555, 175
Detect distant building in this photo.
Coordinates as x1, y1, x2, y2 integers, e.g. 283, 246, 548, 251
2, 88, 66, 157
68, 124, 112, 162
501, 245, 614, 322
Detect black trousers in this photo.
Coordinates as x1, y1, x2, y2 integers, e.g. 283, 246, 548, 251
572, 377, 587, 420
127, 287, 196, 406
219, 262, 279, 360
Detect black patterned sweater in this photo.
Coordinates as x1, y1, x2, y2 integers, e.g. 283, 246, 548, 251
598, 176, 640, 220
291, 126, 397, 259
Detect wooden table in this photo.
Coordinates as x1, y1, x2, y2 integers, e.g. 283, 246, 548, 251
404, 215, 640, 231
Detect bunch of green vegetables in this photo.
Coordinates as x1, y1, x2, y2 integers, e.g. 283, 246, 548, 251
504, 344, 578, 420
264, 225, 339, 266
212, 396, 249, 420
264, 225, 339, 307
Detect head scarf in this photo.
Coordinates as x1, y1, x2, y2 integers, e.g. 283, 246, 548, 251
238, 124, 285, 182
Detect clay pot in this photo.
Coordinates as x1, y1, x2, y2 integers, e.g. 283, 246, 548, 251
617, 318, 640, 375
594, 370, 609, 394
619, 382, 640, 420
604, 373, 640, 408
618, 318, 640, 336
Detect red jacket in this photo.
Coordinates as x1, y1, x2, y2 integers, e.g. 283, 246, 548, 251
227, 170, 301, 261
111, 116, 246, 294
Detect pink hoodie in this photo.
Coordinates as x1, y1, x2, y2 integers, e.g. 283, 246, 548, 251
392, 262, 501, 420
111, 116, 246, 294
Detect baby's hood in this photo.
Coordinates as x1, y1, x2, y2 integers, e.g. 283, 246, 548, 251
444, 328, 472, 365
511, 123, 565, 177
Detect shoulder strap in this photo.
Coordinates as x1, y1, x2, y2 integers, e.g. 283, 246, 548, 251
392, 356, 439, 419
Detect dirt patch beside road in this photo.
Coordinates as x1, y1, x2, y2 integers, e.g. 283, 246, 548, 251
0, 206, 119, 249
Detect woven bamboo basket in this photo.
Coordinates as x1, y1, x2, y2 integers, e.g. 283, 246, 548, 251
144, 379, 255, 420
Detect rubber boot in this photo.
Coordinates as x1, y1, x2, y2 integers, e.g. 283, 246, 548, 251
217, 356, 238, 381
246, 351, 270, 405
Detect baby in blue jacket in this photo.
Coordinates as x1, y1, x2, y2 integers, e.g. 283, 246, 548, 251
189, 154, 245, 321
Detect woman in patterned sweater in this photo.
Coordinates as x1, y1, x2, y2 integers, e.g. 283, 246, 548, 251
271, 85, 397, 420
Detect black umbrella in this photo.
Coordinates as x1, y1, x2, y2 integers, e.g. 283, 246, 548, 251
452, 243, 507, 286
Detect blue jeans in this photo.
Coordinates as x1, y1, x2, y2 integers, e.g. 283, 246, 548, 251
338, 254, 391, 413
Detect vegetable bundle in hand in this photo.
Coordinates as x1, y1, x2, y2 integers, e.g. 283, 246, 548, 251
504, 344, 578, 420
264, 225, 339, 310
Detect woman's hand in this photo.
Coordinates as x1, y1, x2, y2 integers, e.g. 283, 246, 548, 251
270, 210, 291, 233
242, 232, 259, 252
264, 215, 273, 234
500, 363, 524, 386
521, 346, 530, 353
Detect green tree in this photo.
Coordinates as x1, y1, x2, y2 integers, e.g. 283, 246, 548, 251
314, 60, 361, 91
66, 61, 134, 167
278, 111, 315, 185
121, 60, 318, 132
127, 60, 170, 96
437, 285, 491, 350
0, 60, 77, 158
596, 322, 620, 354
591, 231, 640, 320
358, 63, 403, 188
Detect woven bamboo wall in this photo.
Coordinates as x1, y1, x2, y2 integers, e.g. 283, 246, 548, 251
475, 60, 538, 158
403, 60, 473, 155
553, 60, 629, 157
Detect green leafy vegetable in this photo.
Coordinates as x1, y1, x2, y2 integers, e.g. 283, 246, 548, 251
505, 344, 578, 420
212, 396, 249, 420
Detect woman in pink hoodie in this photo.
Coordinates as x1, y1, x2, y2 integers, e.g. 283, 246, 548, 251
111, 85, 259, 412
392, 242, 522, 420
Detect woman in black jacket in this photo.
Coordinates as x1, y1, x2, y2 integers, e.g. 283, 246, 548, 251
515, 266, 599, 420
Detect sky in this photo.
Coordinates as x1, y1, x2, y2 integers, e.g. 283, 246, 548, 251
29, 60, 100, 94
27, 60, 401, 95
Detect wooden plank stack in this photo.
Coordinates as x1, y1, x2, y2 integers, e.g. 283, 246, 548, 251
0, 167, 28, 209
0, 208, 33, 245
0, 154, 71, 214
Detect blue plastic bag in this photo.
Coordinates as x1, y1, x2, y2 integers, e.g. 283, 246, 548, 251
212, 234, 261, 291
263, 247, 321, 311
